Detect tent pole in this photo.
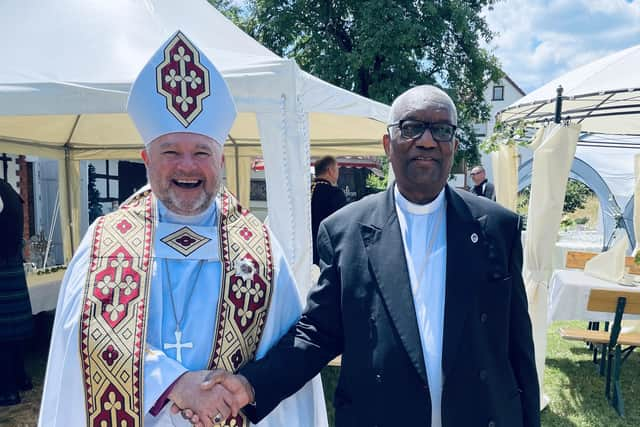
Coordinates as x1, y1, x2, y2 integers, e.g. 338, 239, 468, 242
64, 144, 75, 251
229, 136, 240, 200
554, 85, 564, 124
63, 115, 80, 253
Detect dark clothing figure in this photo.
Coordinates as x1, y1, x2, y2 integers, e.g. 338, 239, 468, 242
311, 178, 346, 265
242, 186, 539, 426
472, 178, 496, 201
0, 179, 33, 406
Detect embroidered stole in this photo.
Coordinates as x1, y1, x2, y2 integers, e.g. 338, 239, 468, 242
79, 189, 273, 427
207, 190, 274, 427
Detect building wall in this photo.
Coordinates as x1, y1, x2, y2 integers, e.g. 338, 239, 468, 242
476, 76, 526, 183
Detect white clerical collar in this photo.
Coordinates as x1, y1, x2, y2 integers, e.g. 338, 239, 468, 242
394, 184, 445, 215
157, 197, 218, 226
155, 197, 220, 260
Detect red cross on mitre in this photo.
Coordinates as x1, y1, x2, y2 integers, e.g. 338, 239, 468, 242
156, 32, 211, 127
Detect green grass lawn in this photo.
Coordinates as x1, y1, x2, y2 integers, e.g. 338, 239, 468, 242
3, 316, 637, 426
321, 321, 640, 426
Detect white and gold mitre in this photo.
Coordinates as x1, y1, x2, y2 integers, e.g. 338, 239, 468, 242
127, 30, 236, 146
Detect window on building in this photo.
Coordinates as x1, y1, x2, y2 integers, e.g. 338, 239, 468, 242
250, 179, 267, 201
90, 160, 120, 213
492, 85, 504, 101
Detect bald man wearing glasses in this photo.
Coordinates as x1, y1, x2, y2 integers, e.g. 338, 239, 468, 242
199, 85, 540, 427
471, 165, 496, 201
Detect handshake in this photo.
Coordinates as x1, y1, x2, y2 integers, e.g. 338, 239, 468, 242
167, 369, 254, 427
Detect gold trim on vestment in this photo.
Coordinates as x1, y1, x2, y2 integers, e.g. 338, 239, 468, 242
79, 189, 273, 427
80, 189, 155, 427
207, 190, 274, 427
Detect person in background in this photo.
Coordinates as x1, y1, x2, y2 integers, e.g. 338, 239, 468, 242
470, 165, 496, 200
311, 156, 346, 265
0, 178, 33, 406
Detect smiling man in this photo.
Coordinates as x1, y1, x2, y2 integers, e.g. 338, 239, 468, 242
38, 31, 326, 427
202, 85, 540, 427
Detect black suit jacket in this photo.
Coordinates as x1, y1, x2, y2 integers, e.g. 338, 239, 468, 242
473, 180, 496, 201
241, 185, 539, 427
311, 179, 347, 264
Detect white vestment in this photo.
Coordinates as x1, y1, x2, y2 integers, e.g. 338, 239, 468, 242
394, 186, 447, 427
39, 197, 327, 426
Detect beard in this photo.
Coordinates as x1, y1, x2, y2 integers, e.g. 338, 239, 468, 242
149, 172, 221, 216
163, 186, 213, 215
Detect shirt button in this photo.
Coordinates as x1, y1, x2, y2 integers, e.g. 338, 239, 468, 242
481, 313, 488, 323
479, 370, 488, 381
375, 373, 383, 383
488, 421, 496, 427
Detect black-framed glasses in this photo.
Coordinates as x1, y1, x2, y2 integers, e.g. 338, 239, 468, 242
387, 120, 456, 143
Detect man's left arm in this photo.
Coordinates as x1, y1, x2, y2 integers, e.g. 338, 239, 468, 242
240, 227, 327, 426
508, 221, 540, 427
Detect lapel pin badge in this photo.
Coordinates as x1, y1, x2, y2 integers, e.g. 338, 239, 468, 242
470, 233, 479, 243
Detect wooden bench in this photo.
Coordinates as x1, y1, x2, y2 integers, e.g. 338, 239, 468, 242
559, 289, 640, 416
565, 250, 639, 353
565, 250, 640, 275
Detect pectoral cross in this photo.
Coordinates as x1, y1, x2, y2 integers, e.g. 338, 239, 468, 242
163, 330, 193, 363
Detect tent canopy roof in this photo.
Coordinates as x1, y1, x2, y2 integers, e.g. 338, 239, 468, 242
498, 44, 640, 135
0, 0, 388, 158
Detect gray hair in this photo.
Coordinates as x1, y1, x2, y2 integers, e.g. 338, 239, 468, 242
387, 85, 458, 125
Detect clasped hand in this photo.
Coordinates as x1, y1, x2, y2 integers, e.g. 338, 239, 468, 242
168, 369, 254, 427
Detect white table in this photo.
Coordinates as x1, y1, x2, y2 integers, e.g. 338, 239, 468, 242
548, 269, 640, 323
27, 270, 64, 314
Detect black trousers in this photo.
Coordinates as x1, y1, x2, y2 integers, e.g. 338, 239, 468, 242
0, 340, 29, 394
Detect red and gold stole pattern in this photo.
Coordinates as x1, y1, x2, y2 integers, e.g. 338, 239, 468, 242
80, 189, 154, 427
207, 190, 274, 427
79, 189, 273, 427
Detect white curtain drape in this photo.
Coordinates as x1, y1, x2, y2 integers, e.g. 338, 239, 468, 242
523, 123, 580, 409
634, 154, 640, 257
224, 154, 252, 208
491, 143, 519, 211
625, 155, 640, 333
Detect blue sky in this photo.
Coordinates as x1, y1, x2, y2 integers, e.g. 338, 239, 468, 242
229, 0, 640, 95
483, 0, 640, 93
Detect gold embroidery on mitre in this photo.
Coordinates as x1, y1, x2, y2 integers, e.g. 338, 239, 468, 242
208, 188, 274, 427
80, 193, 155, 427
160, 226, 211, 257
156, 32, 210, 127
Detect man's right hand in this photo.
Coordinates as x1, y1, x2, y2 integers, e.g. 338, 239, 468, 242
168, 370, 235, 427
200, 370, 255, 409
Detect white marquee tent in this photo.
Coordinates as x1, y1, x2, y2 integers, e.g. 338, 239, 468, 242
496, 43, 640, 409
0, 0, 389, 292
499, 43, 640, 134
498, 43, 640, 249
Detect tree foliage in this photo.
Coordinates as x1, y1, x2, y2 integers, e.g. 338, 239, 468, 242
518, 179, 594, 215
563, 179, 593, 214
207, 0, 244, 25
233, 0, 503, 167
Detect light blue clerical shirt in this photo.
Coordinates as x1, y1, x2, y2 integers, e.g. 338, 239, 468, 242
394, 185, 447, 427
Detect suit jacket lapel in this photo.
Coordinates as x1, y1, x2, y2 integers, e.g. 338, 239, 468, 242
442, 186, 487, 376
362, 187, 428, 386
